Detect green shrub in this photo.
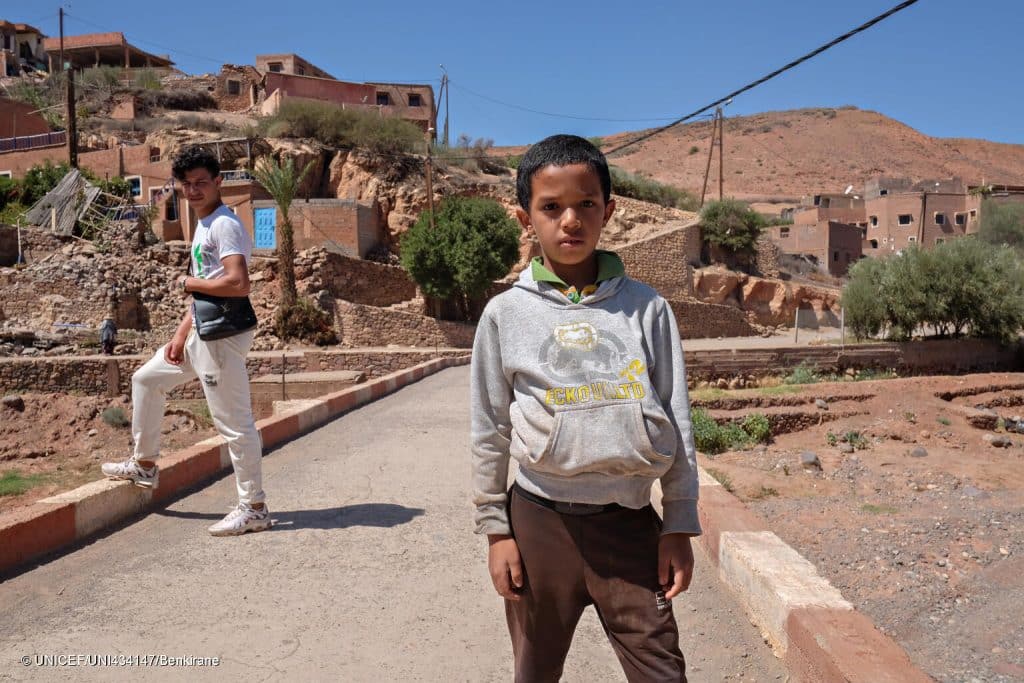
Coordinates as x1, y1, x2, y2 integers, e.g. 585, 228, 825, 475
843, 237, 1024, 344
700, 199, 766, 258
505, 155, 522, 170
0, 471, 47, 497
275, 298, 338, 345
741, 413, 771, 444
0, 201, 29, 226
260, 99, 424, 155
783, 361, 820, 385
0, 176, 20, 213
689, 145, 700, 155
609, 167, 698, 210
692, 408, 771, 454
400, 196, 520, 320
101, 406, 130, 428
20, 160, 70, 206
587, 136, 604, 150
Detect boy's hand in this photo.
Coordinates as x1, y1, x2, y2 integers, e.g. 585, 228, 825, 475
487, 534, 524, 601
658, 533, 695, 600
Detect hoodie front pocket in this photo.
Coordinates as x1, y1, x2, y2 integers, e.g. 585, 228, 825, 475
532, 402, 672, 477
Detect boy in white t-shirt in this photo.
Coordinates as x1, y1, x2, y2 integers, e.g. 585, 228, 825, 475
102, 147, 269, 536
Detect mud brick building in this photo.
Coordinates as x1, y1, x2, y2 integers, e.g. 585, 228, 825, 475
0, 20, 47, 75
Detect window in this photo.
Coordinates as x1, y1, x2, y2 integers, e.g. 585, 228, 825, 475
955, 213, 966, 226
267, 62, 283, 73
969, 209, 977, 218
898, 214, 913, 226
0, 171, 12, 179
376, 91, 390, 106
936, 238, 945, 244
934, 213, 945, 225
226, 79, 241, 95
779, 227, 790, 238
869, 239, 879, 249
125, 176, 142, 198
869, 215, 878, 227
908, 236, 917, 242
833, 251, 839, 262
297, 65, 305, 76
821, 197, 831, 208
879, 189, 889, 196
408, 93, 422, 107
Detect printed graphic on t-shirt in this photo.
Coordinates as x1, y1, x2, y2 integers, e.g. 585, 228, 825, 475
538, 322, 648, 406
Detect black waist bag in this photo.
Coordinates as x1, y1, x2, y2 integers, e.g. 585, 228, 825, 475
192, 292, 258, 341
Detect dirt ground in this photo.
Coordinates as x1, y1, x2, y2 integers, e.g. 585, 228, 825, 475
0, 393, 216, 514
695, 372, 1024, 683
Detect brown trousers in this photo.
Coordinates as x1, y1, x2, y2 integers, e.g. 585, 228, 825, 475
506, 488, 687, 683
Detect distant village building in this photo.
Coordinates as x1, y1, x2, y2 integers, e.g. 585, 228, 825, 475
768, 221, 862, 276
769, 175, 987, 271
862, 176, 980, 255
0, 20, 47, 75
255, 53, 334, 80
41, 32, 173, 73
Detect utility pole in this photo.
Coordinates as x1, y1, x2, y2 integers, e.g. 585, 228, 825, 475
425, 128, 436, 231
59, 8, 64, 75
439, 65, 449, 148
699, 110, 720, 207
718, 106, 725, 201
60, 7, 78, 168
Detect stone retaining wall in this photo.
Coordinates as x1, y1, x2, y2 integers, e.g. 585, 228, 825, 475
2, 339, 1018, 398
333, 300, 476, 349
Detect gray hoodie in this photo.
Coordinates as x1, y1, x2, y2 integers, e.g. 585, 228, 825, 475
470, 264, 701, 537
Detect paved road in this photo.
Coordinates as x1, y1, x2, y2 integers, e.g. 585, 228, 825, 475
0, 367, 785, 682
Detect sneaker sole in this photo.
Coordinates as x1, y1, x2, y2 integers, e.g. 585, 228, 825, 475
208, 520, 272, 537
105, 474, 158, 489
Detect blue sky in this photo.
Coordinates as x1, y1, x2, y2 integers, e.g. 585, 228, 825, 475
22, 0, 1023, 146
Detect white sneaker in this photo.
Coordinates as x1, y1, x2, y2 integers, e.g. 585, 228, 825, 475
101, 458, 159, 488
208, 503, 272, 537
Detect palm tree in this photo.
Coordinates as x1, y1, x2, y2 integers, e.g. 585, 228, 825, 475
252, 156, 314, 310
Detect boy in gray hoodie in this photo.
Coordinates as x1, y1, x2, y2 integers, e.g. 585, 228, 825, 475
471, 134, 700, 682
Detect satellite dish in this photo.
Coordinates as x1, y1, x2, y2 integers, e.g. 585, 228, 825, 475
844, 185, 854, 195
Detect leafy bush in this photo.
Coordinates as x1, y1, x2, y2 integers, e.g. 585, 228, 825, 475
260, 99, 424, 155
275, 298, 338, 345
505, 155, 522, 170
400, 196, 520, 320
700, 199, 766, 258
436, 135, 502, 173
843, 238, 1024, 344
609, 167, 698, 210
20, 161, 70, 206
741, 413, 771, 444
139, 88, 216, 112
7, 75, 66, 129
783, 361, 820, 385
101, 406, 130, 428
689, 145, 700, 155
692, 408, 771, 455
0, 176, 19, 213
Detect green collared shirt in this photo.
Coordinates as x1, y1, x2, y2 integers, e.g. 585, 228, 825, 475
531, 250, 626, 303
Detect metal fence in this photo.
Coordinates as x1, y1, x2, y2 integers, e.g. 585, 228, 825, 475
0, 131, 68, 154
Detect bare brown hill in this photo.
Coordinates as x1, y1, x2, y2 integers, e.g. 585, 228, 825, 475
518, 107, 1024, 206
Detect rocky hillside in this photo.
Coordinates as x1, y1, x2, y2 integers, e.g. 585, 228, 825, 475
516, 107, 1024, 207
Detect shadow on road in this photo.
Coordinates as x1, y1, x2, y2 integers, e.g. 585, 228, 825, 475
157, 503, 426, 530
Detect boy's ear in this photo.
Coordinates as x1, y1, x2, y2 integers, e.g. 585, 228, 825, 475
603, 199, 616, 225
515, 207, 532, 233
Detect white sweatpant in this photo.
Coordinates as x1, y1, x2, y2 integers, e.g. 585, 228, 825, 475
131, 329, 264, 505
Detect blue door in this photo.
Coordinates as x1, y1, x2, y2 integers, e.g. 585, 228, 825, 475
254, 207, 277, 250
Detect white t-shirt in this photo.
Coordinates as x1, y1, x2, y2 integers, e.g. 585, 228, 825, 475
190, 204, 252, 280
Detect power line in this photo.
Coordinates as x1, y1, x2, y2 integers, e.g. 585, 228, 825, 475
63, 12, 225, 66
450, 81, 680, 123
604, 0, 920, 157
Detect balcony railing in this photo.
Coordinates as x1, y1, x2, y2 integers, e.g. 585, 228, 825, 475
221, 169, 254, 182
0, 131, 68, 154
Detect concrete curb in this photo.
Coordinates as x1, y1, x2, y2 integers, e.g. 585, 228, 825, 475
692, 467, 933, 682
0, 355, 470, 577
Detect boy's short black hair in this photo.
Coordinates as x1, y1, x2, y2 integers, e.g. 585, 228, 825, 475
172, 146, 220, 181
516, 134, 611, 210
